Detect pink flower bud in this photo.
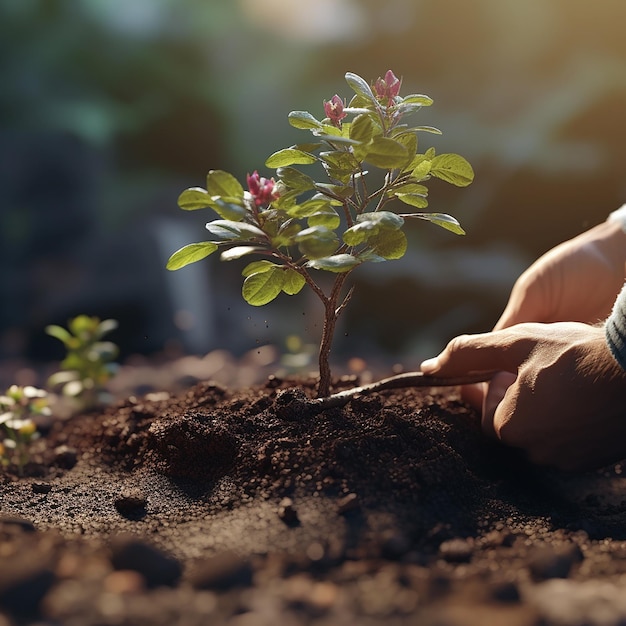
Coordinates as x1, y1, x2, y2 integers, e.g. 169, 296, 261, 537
374, 70, 402, 107
247, 171, 280, 207
323, 94, 347, 127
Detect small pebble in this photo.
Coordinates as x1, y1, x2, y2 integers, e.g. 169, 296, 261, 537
490, 579, 521, 603
103, 570, 146, 594
528, 544, 583, 581
188, 551, 253, 591
438, 538, 473, 563
110, 535, 181, 588
53, 445, 78, 469
32, 482, 52, 495
337, 493, 359, 515
0, 552, 56, 614
0, 515, 36, 533
114, 490, 148, 516
278, 497, 299, 525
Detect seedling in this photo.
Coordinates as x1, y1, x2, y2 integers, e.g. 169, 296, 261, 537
167, 70, 474, 397
0, 385, 47, 475
46, 315, 119, 409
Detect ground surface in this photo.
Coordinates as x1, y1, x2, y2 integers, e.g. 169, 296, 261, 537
3, 373, 626, 625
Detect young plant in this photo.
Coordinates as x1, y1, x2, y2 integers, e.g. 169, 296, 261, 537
167, 70, 474, 397
0, 385, 47, 475
46, 315, 119, 409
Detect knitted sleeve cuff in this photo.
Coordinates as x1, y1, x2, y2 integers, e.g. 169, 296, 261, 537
606, 283, 626, 371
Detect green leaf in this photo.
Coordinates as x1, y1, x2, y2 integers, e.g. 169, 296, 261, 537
242, 260, 279, 277
288, 110, 323, 130
48, 370, 79, 387
364, 211, 404, 229
166, 242, 218, 270
63, 380, 85, 397
206, 170, 244, 198
287, 196, 332, 218
307, 207, 340, 230
342, 223, 370, 247
320, 150, 356, 172
411, 157, 432, 180
295, 225, 336, 241
369, 229, 407, 260
315, 182, 354, 200
364, 137, 409, 169
272, 220, 302, 247
343, 211, 404, 246
393, 132, 417, 167
45, 324, 73, 346
295, 226, 339, 259
320, 150, 356, 184
282, 268, 306, 295
95, 319, 118, 339
294, 141, 323, 153
392, 182, 429, 195
208, 197, 248, 220
319, 123, 342, 137
404, 213, 466, 235
349, 113, 374, 144
396, 192, 429, 209
347, 93, 376, 110
430, 154, 475, 187
400, 94, 433, 106
413, 126, 442, 135
242, 268, 285, 306
276, 167, 316, 193
316, 134, 360, 146
220, 246, 263, 261
265, 148, 317, 168
345, 72, 376, 103
307, 254, 360, 273
178, 187, 213, 211
206, 220, 266, 241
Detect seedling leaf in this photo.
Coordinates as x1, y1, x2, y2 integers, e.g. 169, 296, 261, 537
307, 254, 361, 273
242, 267, 285, 305
430, 154, 475, 187
266, 149, 317, 168
166, 242, 218, 270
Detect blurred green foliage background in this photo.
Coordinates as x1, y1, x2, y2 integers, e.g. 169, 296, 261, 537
1, 0, 625, 370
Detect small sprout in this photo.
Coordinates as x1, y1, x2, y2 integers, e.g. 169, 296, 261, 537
167, 70, 474, 397
0, 385, 48, 475
46, 315, 119, 410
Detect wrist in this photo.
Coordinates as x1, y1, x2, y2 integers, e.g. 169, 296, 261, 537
597, 214, 626, 278
606, 283, 626, 371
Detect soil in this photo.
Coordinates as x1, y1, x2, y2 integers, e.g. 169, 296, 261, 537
3, 370, 626, 626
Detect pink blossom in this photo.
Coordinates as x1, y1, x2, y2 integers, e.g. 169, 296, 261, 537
323, 94, 347, 127
374, 70, 402, 107
247, 171, 280, 207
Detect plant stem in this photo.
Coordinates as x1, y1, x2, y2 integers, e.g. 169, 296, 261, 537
317, 272, 350, 397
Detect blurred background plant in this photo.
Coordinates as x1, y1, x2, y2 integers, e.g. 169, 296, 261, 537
46, 316, 119, 411
2, 0, 626, 385
0, 385, 47, 475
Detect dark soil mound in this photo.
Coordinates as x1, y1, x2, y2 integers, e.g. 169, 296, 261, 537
2, 375, 626, 625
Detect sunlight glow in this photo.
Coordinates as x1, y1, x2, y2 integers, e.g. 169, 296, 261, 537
238, 0, 366, 42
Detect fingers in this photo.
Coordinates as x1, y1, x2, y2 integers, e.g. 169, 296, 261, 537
460, 382, 486, 410
481, 371, 517, 439
420, 327, 536, 378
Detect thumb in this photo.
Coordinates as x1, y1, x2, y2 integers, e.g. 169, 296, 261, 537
420, 328, 535, 378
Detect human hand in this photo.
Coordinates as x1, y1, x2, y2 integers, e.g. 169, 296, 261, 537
495, 220, 626, 330
421, 321, 626, 471
461, 220, 626, 411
